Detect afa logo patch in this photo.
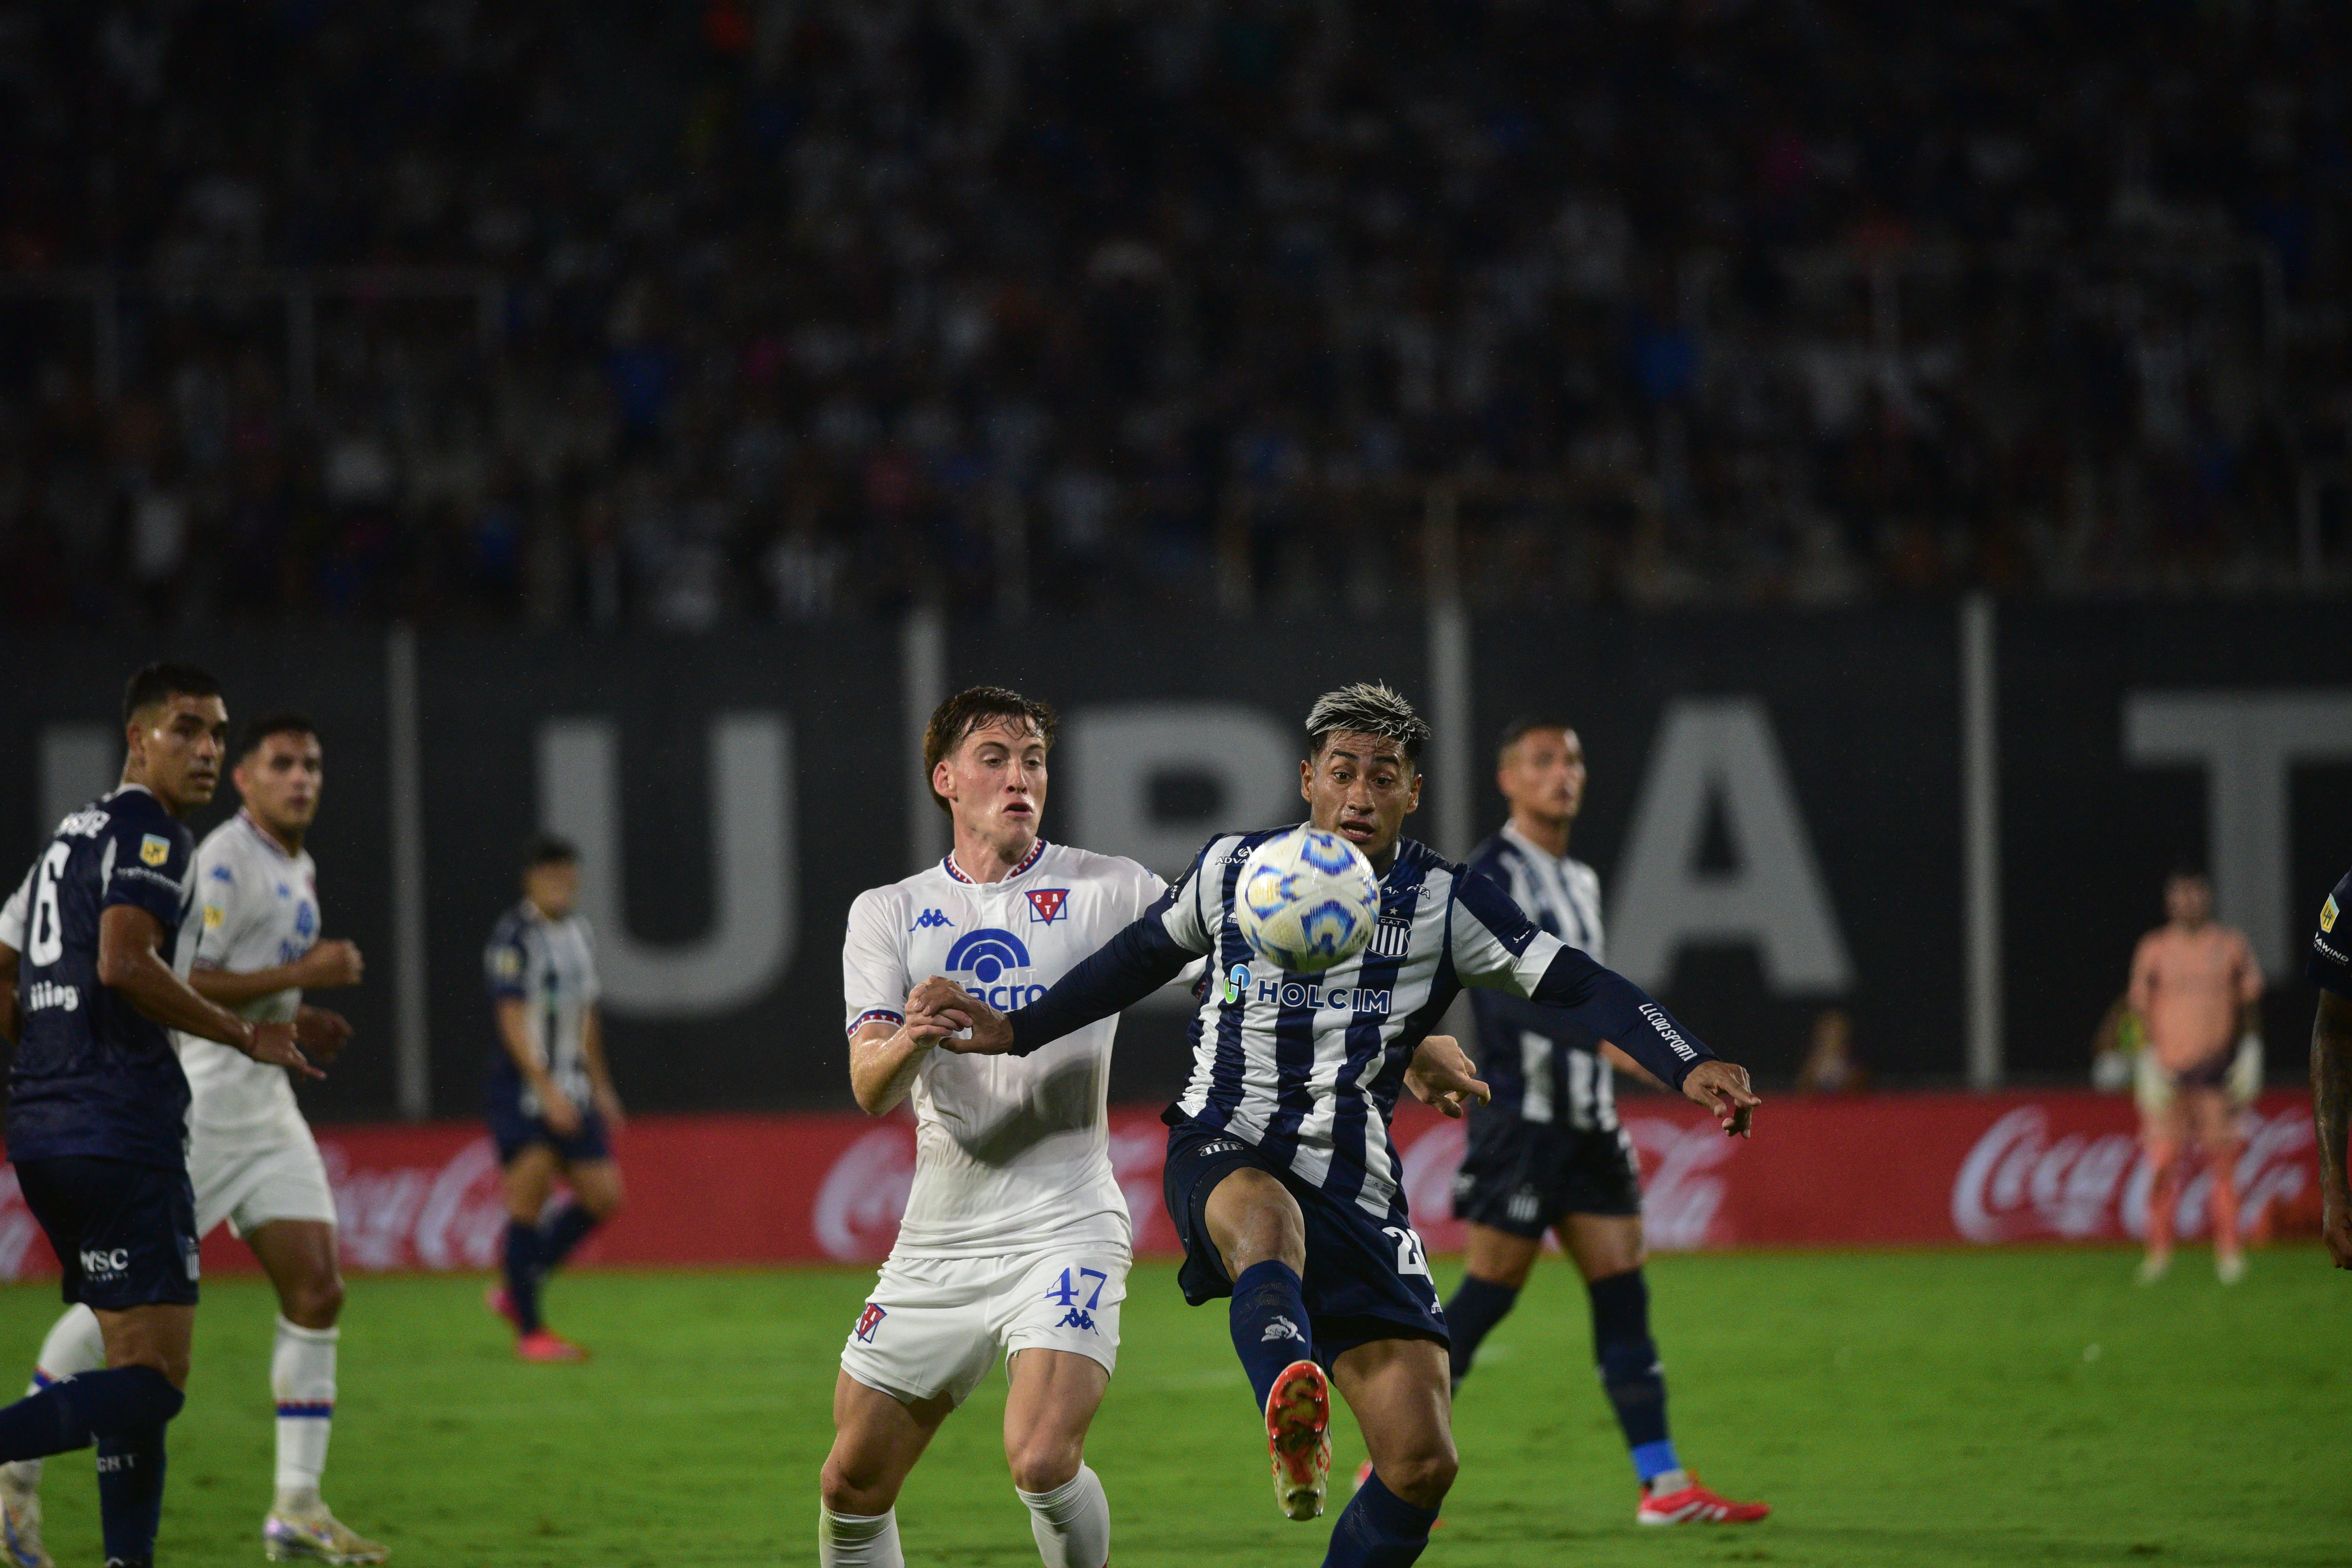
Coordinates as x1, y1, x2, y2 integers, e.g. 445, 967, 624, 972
139, 834, 172, 867
853, 1303, 886, 1343
1026, 888, 1069, 924
2325, 894, 2340, 934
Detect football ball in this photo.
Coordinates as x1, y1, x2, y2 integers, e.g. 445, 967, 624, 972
1235, 827, 1381, 973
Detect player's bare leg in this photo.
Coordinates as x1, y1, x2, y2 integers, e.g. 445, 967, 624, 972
1003, 1349, 1111, 1568
1324, 1337, 1453, 1565
245, 1220, 385, 1564
819, 1374, 953, 1567
489, 1146, 586, 1360
2186, 1091, 2247, 1281
1202, 1169, 1328, 1521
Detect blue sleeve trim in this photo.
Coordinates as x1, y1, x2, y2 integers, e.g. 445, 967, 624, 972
849, 1008, 906, 1038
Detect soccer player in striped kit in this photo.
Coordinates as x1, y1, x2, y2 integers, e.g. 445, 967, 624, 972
1446, 719, 1767, 1526
914, 684, 1760, 1568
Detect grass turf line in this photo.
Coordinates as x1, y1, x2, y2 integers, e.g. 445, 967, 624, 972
0, 1249, 2340, 1566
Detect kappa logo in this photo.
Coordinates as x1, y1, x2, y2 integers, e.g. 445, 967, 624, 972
909, 908, 955, 932
1055, 1307, 1098, 1333
139, 834, 172, 867
853, 1302, 887, 1342
1026, 888, 1070, 924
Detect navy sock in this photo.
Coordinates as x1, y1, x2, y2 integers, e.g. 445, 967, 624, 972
538, 1202, 601, 1272
1321, 1469, 1440, 1568
1228, 1260, 1312, 1412
0, 1366, 184, 1463
1441, 1274, 1520, 1385
1589, 1268, 1677, 1482
96, 1422, 167, 1564
503, 1220, 544, 1334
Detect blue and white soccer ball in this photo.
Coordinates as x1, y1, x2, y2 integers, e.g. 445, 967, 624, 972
1234, 826, 1381, 973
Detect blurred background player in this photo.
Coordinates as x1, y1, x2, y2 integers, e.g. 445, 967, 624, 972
482, 836, 624, 1362
2127, 870, 2264, 1284
823, 687, 1167, 1568
2307, 868, 2352, 1271
1446, 720, 1767, 1527
0, 714, 381, 1565
918, 683, 1761, 1568
0, 665, 318, 1568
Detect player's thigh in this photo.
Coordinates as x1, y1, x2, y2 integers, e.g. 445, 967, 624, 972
95, 1303, 196, 1389
825, 1370, 955, 1511
501, 1143, 561, 1219
1201, 1165, 1307, 1277
1462, 1223, 1544, 1289
1328, 1335, 1457, 1501
561, 1157, 624, 1217
243, 1219, 343, 1329
1557, 1212, 1645, 1281
2183, 1088, 2243, 1154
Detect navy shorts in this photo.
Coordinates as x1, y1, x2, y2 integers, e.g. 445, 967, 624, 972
1161, 1113, 1446, 1366
487, 1098, 611, 1167
16, 1156, 200, 1311
1450, 1115, 1644, 1239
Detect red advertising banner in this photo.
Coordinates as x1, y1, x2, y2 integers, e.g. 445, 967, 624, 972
0, 1090, 2322, 1281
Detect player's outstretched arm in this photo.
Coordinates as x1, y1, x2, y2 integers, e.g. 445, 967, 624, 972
192, 939, 364, 1007
922, 911, 1198, 1057
2312, 989, 2352, 1269
96, 905, 318, 1077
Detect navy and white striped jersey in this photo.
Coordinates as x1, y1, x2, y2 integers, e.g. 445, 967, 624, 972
484, 901, 601, 1117
1463, 825, 1618, 1132
999, 826, 1715, 1227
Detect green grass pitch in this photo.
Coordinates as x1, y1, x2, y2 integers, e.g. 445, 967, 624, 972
0, 1248, 2343, 1566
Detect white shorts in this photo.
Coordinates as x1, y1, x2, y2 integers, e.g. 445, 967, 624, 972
839, 1243, 1129, 1409
188, 1113, 338, 1240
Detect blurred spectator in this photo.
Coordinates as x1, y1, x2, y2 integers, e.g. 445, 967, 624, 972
1796, 1009, 1868, 1095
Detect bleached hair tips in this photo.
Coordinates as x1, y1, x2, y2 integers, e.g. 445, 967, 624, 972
1304, 681, 1431, 763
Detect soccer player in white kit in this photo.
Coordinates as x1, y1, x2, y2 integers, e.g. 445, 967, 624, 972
820, 687, 1164, 1568
0, 714, 385, 1567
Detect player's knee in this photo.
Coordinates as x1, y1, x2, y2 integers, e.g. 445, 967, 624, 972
1005, 1434, 1081, 1495
1379, 1445, 1458, 1508
286, 1269, 345, 1329
819, 1454, 898, 1516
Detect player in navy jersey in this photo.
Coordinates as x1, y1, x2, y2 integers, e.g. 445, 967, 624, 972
481, 835, 624, 1362
0, 665, 321, 1568
910, 684, 1758, 1568
2307, 867, 2352, 1270
1446, 720, 1766, 1526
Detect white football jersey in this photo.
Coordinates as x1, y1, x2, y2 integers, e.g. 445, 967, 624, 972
841, 839, 1164, 1260
176, 811, 319, 1131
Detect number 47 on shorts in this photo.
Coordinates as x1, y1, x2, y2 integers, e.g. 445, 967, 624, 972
1045, 1267, 1107, 1332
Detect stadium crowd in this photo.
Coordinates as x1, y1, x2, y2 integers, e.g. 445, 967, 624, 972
0, 0, 2346, 627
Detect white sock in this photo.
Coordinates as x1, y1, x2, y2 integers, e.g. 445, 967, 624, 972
271, 1317, 339, 1512
818, 1504, 904, 1568
1648, 1467, 1691, 1494
1017, 1464, 1109, 1568
6, 1306, 107, 1489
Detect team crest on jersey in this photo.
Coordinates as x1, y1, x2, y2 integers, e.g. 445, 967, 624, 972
1026, 888, 1069, 924
1370, 913, 1412, 959
853, 1303, 886, 1342
139, 834, 171, 867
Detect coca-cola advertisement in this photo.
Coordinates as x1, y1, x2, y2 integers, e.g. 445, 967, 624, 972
0, 1090, 2321, 1280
